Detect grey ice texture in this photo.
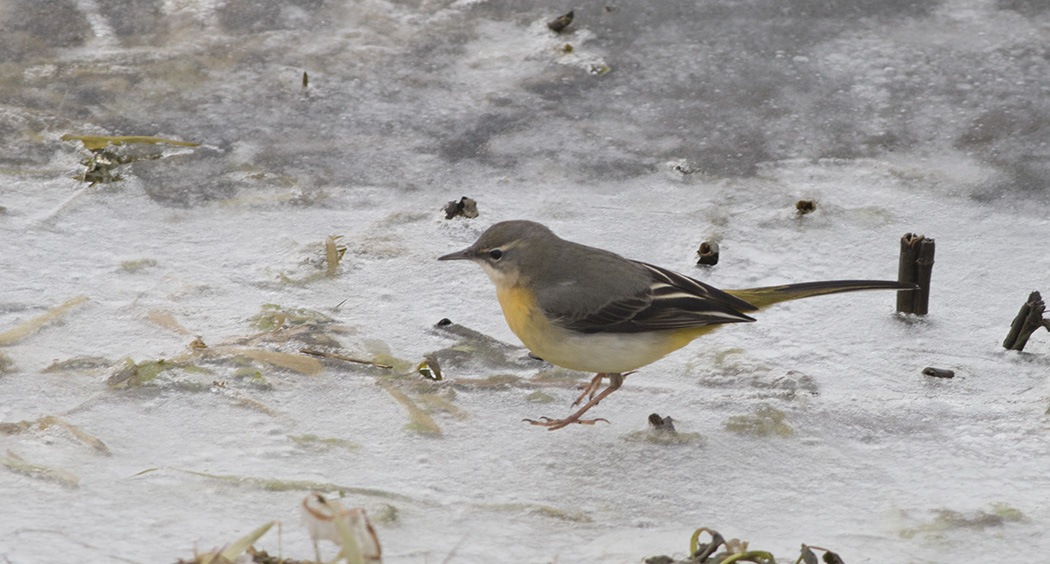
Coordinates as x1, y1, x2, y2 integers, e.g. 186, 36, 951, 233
1, 1, 1050, 563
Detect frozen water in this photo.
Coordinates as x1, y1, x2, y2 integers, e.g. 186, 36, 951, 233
2, 1, 1050, 563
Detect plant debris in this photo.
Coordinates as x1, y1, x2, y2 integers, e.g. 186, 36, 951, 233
148, 309, 193, 334
232, 348, 324, 375
648, 413, 676, 431
135, 467, 414, 502
798, 545, 845, 564
724, 405, 793, 437
645, 526, 841, 564
1, 450, 80, 488
417, 355, 442, 380
300, 348, 392, 369
484, 502, 592, 523
176, 520, 277, 564
623, 414, 706, 445
380, 381, 442, 435
696, 241, 719, 266
547, 10, 574, 33
1003, 290, 1049, 351
0, 295, 89, 346
72, 143, 165, 185
443, 196, 478, 219
900, 503, 1026, 539
795, 200, 816, 215
60, 134, 200, 151
897, 233, 934, 315
41, 356, 113, 373
121, 258, 159, 272
302, 493, 382, 563
175, 494, 392, 564
0, 415, 109, 454
326, 235, 347, 277
249, 304, 337, 332
289, 434, 360, 451
107, 357, 182, 388
922, 366, 955, 379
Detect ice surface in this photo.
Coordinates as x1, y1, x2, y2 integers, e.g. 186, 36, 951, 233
2, 1, 1050, 563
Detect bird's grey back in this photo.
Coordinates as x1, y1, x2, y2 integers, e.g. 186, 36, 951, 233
531, 234, 653, 318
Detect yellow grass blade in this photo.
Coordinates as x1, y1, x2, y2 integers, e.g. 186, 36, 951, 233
39, 416, 110, 454
0, 296, 89, 345
147, 310, 193, 335
218, 520, 277, 562
380, 382, 442, 435
60, 134, 200, 151
227, 348, 324, 375
1, 450, 80, 487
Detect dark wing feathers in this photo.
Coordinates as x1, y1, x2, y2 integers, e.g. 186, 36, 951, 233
549, 261, 756, 334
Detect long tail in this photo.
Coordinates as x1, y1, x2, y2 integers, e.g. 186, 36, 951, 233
725, 280, 916, 311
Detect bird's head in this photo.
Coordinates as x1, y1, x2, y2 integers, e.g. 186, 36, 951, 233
438, 220, 558, 288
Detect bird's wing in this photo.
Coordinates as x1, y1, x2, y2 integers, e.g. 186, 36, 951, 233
548, 261, 757, 334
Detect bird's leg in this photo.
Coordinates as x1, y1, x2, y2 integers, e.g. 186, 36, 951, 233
525, 372, 627, 431
572, 371, 636, 406
572, 373, 607, 406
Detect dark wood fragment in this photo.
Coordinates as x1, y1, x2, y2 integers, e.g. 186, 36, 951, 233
796, 200, 816, 215
1003, 291, 1047, 351
914, 238, 935, 314
897, 233, 934, 314
444, 196, 479, 219
922, 366, 955, 379
547, 10, 574, 33
696, 240, 719, 265
647, 413, 676, 432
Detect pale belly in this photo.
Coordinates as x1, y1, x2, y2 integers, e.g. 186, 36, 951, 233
496, 284, 719, 374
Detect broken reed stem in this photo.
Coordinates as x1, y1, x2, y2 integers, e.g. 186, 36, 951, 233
914, 237, 935, 315
1003, 291, 1048, 351
897, 233, 934, 314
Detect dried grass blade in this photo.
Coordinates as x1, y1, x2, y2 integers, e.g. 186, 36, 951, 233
228, 348, 324, 375
1, 450, 80, 487
218, 520, 277, 562
326, 236, 342, 277
0, 296, 90, 345
60, 134, 200, 150
147, 310, 192, 334
380, 383, 441, 435
39, 416, 110, 454
141, 467, 416, 502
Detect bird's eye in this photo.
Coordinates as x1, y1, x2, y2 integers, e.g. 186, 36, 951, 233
488, 249, 503, 261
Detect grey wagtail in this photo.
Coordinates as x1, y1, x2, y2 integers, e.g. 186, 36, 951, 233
439, 220, 915, 431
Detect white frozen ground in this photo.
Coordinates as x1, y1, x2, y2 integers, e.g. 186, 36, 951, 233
2, 1, 1050, 562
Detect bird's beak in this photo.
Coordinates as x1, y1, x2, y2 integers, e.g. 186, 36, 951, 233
438, 247, 475, 261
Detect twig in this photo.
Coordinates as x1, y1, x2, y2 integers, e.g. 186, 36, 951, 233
300, 348, 392, 369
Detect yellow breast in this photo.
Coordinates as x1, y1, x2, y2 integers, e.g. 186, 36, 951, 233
495, 284, 551, 353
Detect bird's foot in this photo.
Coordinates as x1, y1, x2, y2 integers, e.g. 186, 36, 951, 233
528, 372, 628, 431
523, 416, 610, 431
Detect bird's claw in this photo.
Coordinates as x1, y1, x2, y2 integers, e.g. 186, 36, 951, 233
523, 416, 611, 430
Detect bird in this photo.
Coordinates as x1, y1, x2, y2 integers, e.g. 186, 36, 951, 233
439, 220, 914, 430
